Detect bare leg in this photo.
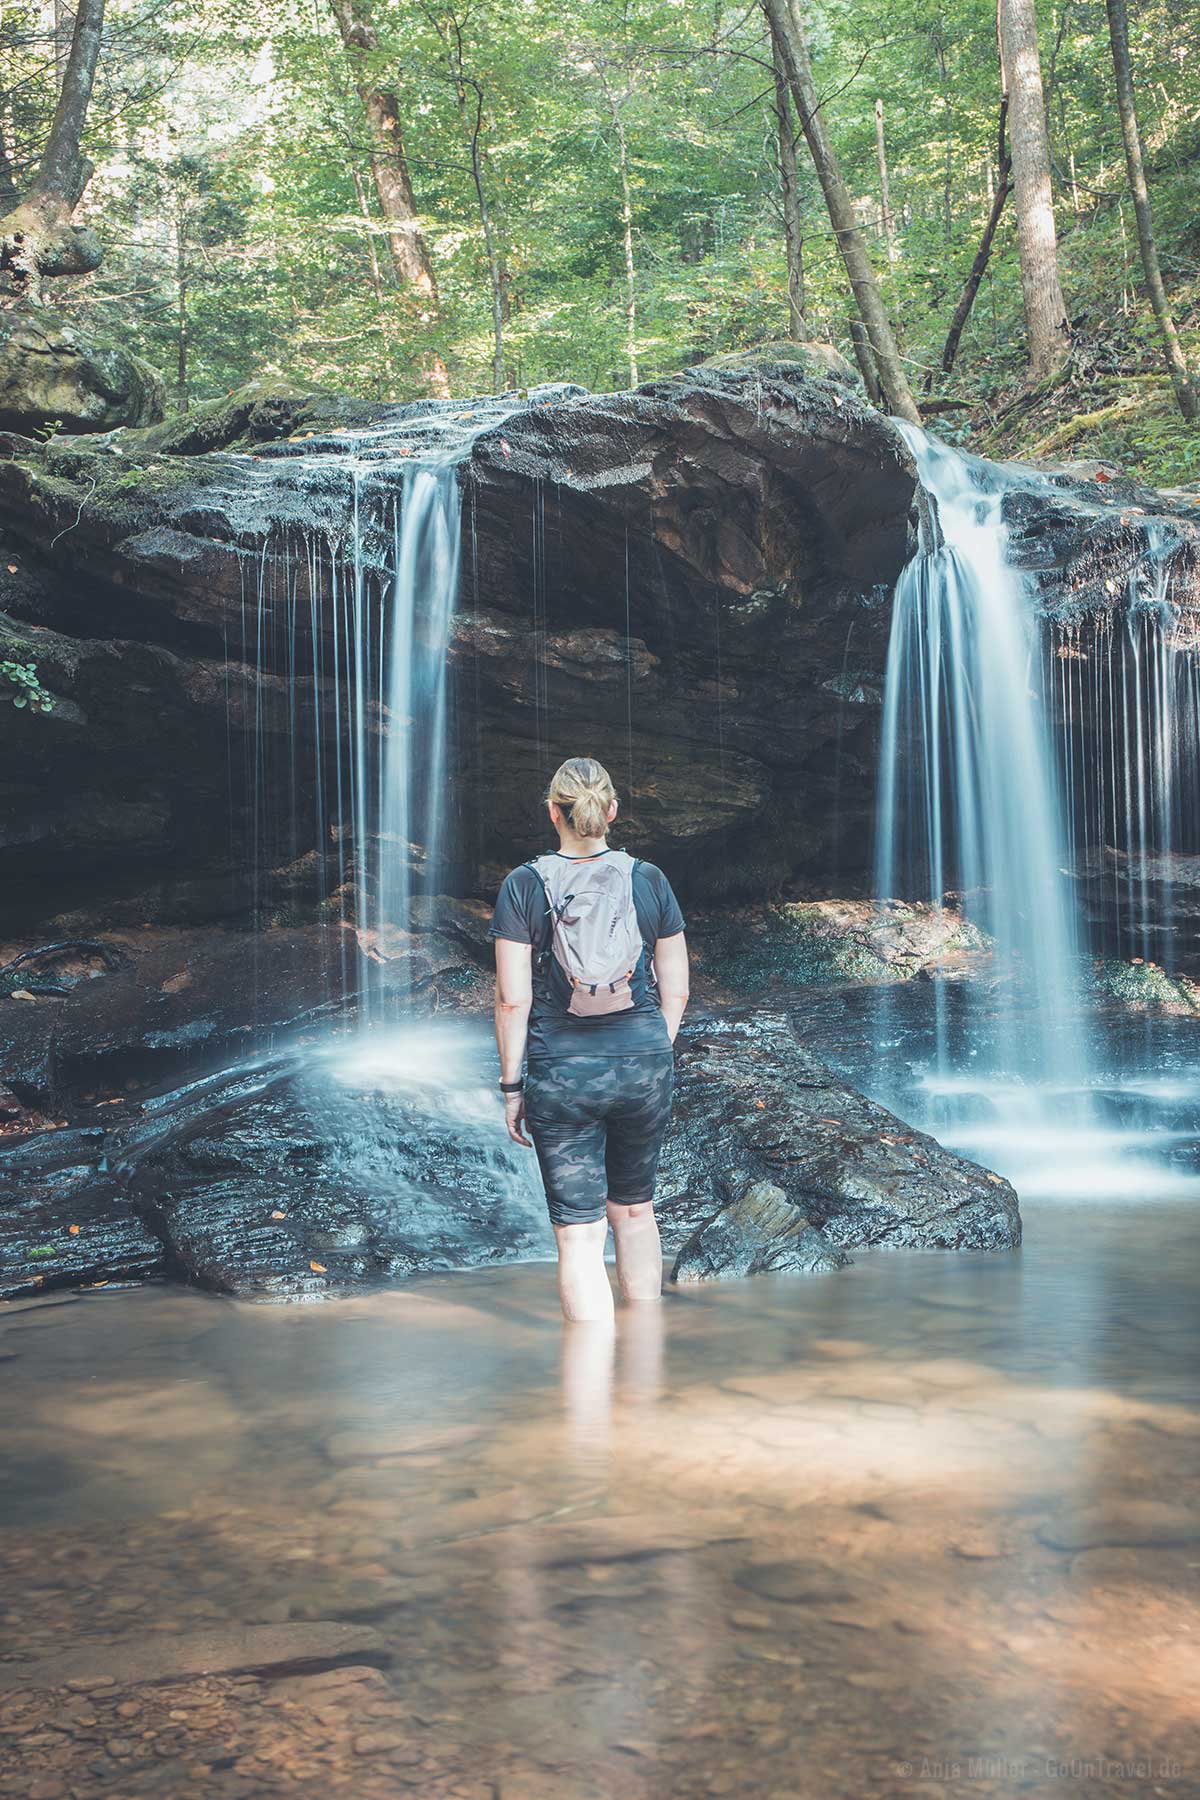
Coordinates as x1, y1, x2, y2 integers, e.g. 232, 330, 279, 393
607, 1199, 662, 1303
553, 1218, 614, 1322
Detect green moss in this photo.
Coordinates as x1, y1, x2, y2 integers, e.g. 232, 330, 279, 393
1089, 958, 1200, 1013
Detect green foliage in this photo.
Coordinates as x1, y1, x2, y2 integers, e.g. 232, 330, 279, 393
0, 653, 54, 715
4, 0, 1197, 468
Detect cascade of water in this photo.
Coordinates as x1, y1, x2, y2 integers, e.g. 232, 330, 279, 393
876, 423, 1089, 1097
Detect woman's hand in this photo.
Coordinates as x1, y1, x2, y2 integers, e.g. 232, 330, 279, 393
504, 1089, 531, 1147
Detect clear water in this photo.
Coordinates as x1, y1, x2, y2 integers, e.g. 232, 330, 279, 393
3, 1200, 1198, 1797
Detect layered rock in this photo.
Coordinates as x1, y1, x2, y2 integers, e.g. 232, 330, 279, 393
0, 995, 1019, 1301
1, 361, 1194, 938
657, 1010, 1020, 1274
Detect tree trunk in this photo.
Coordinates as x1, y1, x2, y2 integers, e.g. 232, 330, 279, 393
327, 0, 436, 298
175, 207, 189, 411
1103, 0, 1197, 420
328, 0, 448, 396
848, 316, 883, 405
464, 89, 506, 395
762, 0, 919, 421
998, 0, 1070, 378
599, 69, 638, 389
350, 166, 385, 303
939, 99, 1011, 376
874, 98, 897, 264
770, 20, 806, 332
0, 0, 105, 292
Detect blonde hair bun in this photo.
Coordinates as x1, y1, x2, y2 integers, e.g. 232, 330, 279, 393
545, 757, 616, 840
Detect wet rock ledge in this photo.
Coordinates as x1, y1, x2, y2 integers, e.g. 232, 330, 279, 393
0, 924, 1020, 1300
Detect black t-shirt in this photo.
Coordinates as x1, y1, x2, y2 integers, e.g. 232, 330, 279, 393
490, 850, 686, 1060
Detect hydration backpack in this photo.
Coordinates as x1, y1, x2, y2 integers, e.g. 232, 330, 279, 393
529, 850, 646, 1019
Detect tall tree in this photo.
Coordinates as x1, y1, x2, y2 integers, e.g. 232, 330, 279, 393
939, 98, 1012, 375
762, 0, 919, 421
770, 18, 806, 334
1103, 0, 1197, 421
998, 0, 1071, 379
596, 57, 639, 388
327, 0, 439, 301
0, 0, 104, 294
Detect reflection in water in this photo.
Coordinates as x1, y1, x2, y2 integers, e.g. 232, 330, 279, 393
2, 1202, 1199, 1797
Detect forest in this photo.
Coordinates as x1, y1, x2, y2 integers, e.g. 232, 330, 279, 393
1, 0, 1197, 478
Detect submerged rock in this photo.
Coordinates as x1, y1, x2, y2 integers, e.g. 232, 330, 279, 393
657, 1009, 1020, 1270
672, 1179, 850, 1282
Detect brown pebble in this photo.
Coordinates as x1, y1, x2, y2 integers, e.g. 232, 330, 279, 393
353, 1729, 413, 1756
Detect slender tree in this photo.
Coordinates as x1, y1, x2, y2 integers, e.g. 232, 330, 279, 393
0, 0, 105, 294
769, 18, 806, 333
939, 99, 1012, 376
596, 58, 639, 388
762, 0, 919, 421
874, 99, 897, 265
998, 0, 1071, 378
1103, 0, 1197, 420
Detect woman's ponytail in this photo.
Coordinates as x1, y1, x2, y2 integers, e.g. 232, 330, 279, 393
545, 757, 616, 840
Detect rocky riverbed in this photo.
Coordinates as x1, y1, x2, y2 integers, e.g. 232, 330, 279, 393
2, 1199, 1198, 1799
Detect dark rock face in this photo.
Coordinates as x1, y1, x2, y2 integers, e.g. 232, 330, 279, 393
657, 1010, 1020, 1271
1, 364, 1193, 939
0, 365, 915, 931
0, 304, 165, 434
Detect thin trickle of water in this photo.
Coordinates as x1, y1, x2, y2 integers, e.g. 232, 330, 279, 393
227, 386, 580, 1025
1050, 526, 1200, 973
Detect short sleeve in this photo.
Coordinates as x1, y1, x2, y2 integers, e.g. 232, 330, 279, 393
489, 866, 542, 944
641, 863, 686, 939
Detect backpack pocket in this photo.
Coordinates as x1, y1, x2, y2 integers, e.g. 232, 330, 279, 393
567, 976, 636, 1018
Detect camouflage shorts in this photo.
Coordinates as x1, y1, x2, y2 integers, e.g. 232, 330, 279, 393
524, 1053, 675, 1228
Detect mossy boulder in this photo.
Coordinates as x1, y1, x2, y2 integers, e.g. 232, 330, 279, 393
0, 304, 165, 435
691, 898, 989, 996
1089, 956, 1200, 1016
700, 340, 858, 387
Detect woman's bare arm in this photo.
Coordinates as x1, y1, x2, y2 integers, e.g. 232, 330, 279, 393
654, 932, 689, 1043
494, 938, 533, 1145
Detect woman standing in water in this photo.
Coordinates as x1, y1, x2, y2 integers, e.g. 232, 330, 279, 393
491, 757, 690, 1321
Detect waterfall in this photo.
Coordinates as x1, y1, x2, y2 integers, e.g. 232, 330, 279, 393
874, 427, 1200, 1203
226, 388, 579, 1025
876, 423, 1088, 1094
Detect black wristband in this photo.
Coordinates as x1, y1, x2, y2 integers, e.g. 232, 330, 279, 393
499, 1078, 524, 1094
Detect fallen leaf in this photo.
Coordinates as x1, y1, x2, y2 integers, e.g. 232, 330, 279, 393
310, 1261, 328, 1274
1095, 468, 1114, 482
986, 1174, 1005, 1185
272, 1210, 287, 1220
9, 989, 36, 1001
68, 1224, 80, 1236
754, 1100, 766, 1110
500, 439, 511, 456
6, 563, 16, 573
